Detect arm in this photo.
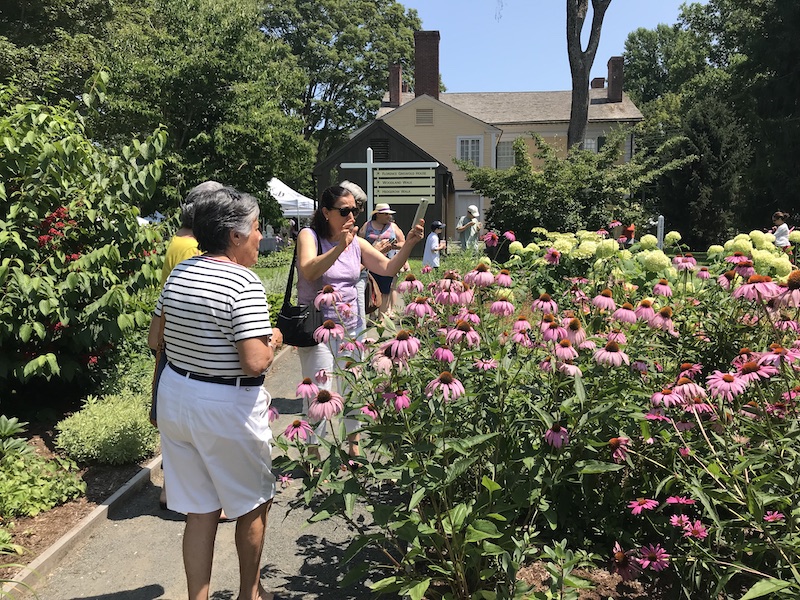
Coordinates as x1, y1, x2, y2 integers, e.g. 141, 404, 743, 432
236, 337, 274, 376
455, 217, 469, 232
296, 226, 355, 281
147, 315, 161, 351
392, 223, 406, 250
359, 220, 424, 276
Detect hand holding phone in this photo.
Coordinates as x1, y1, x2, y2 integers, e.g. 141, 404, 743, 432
412, 198, 431, 227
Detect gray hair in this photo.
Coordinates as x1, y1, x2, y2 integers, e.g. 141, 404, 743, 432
192, 187, 260, 254
180, 180, 223, 228
339, 180, 366, 208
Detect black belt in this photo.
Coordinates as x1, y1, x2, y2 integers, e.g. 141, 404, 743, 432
168, 363, 264, 387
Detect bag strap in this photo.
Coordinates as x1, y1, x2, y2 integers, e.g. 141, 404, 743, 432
283, 229, 322, 306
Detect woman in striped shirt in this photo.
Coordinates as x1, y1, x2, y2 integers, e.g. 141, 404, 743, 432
149, 187, 282, 600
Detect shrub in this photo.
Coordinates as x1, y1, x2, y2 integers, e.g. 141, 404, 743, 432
0, 74, 167, 390
0, 415, 85, 518
55, 391, 159, 465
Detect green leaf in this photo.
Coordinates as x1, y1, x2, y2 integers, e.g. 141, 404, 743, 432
576, 460, 625, 474
401, 578, 431, 600
408, 486, 427, 510
32, 322, 46, 339
19, 323, 32, 343
481, 475, 502, 494
739, 578, 793, 600
465, 520, 502, 543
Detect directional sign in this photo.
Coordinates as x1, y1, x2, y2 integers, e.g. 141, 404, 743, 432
374, 168, 435, 204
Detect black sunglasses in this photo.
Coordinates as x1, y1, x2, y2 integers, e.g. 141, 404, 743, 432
332, 206, 360, 217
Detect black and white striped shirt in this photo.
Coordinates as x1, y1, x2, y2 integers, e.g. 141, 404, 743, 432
155, 255, 272, 377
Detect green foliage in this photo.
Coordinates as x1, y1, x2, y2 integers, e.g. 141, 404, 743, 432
0, 415, 85, 519
0, 76, 166, 389
459, 133, 690, 243
55, 390, 159, 465
255, 246, 294, 269
261, 0, 420, 165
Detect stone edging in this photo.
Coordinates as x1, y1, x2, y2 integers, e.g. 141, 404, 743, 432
2, 454, 163, 598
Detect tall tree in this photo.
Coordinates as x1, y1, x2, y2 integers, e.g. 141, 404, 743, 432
261, 0, 420, 165
566, 0, 612, 149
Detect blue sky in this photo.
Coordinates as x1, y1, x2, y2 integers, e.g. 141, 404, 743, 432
407, 0, 699, 92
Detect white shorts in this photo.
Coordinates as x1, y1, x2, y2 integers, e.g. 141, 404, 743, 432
157, 365, 276, 518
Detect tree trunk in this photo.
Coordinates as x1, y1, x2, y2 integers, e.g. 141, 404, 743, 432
566, 0, 612, 150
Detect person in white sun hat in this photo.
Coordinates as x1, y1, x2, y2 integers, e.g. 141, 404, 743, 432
359, 202, 405, 317
456, 204, 482, 251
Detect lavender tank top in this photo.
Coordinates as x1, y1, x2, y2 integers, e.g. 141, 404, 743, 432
297, 228, 362, 331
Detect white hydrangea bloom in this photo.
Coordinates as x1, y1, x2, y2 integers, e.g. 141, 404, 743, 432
595, 238, 618, 258
664, 231, 682, 245
508, 241, 524, 254
639, 234, 658, 249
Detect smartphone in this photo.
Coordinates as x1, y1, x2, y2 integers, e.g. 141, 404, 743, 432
412, 198, 431, 227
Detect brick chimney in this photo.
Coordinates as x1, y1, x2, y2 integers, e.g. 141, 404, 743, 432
414, 30, 440, 100
607, 56, 623, 103
389, 64, 402, 107
591, 77, 605, 89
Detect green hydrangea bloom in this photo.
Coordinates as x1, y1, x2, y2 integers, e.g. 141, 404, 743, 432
595, 238, 619, 258
751, 249, 775, 273
525, 242, 540, 253
639, 249, 671, 272
772, 256, 793, 277
730, 237, 754, 254
496, 288, 515, 301
707, 244, 724, 257
664, 231, 682, 245
478, 256, 492, 266
531, 227, 549, 237
619, 249, 633, 260
723, 240, 734, 252
749, 230, 768, 249
571, 241, 597, 259
789, 230, 800, 243
508, 241, 524, 254
552, 237, 576, 253
639, 234, 658, 249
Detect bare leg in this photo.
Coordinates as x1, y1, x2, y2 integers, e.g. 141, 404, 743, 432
184, 509, 221, 600
235, 500, 273, 600
347, 435, 360, 458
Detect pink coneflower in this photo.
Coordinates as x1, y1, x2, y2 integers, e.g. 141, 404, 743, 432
609, 436, 630, 462
544, 247, 561, 265
758, 344, 800, 366
539, 313, 556, 331
679, 446, 691, 457
482, 231, 499, 247
612, 302, 637, 324
279, 473, 292, 488
557, 361, 583, 377
544, 423, 569, 448
732, 347, 758, 369
670, 514, 691, 528
433, 345, 455, 363
607, 329, 627, 344
706, 371, 747, 401
764, 511, 785, 522
390, 390, 412, 411
685, 396, 715, 414
651, 387, 682, 407
434, 288, 461, 305
733, 274, 781, 302
696, 267, 710, 280
539, 358, 553, 372
314, 284, 341, 309
618, 236, 628, 245
638, 544, 670, 571
532, 292, 558, 314
674, 376, 706, 400
342, 360, 362, 378
635, 299, 656, 321
296, 377, 320, 399
629, 498, 659, 515
542, 320, 567, 343
307, 389, 344, 421
611, 542, 641, 581
592, 289, 617, 311
594, 341, 630, 367
646, 407, 670, 422
734, 259, 755, 279
503, 230, 516, 241
396, 273, 424, 294
382, 330, 421, 360
421, 265, 432, 274
653, 279, 672, 297
336, 302, 354, 319
268, 405, 279, 423
455, 308, 481, 325
339, 339, 366, 354
425, 371, 465, 401
445, 320, 481, 347
459, 285, 475, 305
649, 306, 677, 335
283, 419, 313, 442
609, 220, 622, 228
490, 299, 515, 316
405, 296, 436, 318
314, 369, 328, 384
725, 251, 749, 264
666, 495, 696, 505
474, 358, 498, 370
554, 339, 578, 362
360, 403, 378, 419
513, 316, 532, 333
676, 363, 700, 380
511, 329, 534, 348
495, 269, 513, 287
314, 319, 346, 344
565, 318, 586, 346
717, 270, 736, 290
683, 520, 709, 539
578, 339, 597, 351
464, 263, 495, 288
738, 360, 778, 384
774, 271, 800, 307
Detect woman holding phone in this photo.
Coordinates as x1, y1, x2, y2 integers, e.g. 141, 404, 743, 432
291, 186, 424, 458
359, 202, 406, 318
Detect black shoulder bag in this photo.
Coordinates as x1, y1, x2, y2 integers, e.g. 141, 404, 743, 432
276, 232, 323, 347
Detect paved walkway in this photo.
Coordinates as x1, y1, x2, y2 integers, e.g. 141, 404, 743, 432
19, 347, 384, 600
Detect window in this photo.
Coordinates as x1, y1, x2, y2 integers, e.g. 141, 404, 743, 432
496, 141, 515, 170
370, 138, 389, 161
597, 136, 606, 151
458, 137, 482, 166
583, 138, 597, 152
416, 108, 434, 125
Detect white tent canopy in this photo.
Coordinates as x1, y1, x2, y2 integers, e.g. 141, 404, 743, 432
268, 177, 315, 218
